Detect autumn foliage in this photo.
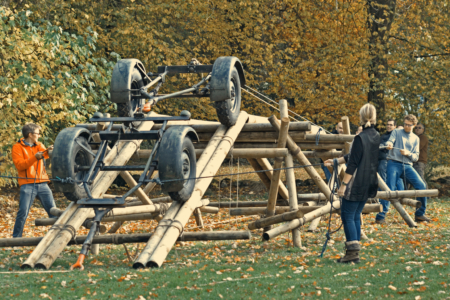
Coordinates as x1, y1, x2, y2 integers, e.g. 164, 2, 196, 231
1, 0, 450, 185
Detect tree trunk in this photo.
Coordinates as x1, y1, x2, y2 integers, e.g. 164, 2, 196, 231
367, 0, 397, 115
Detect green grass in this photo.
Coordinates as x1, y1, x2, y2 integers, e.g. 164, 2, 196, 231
1, 198, 450, 299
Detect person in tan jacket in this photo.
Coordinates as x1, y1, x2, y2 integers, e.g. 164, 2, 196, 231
11, 123, 56, 237
413, 123, 428, 183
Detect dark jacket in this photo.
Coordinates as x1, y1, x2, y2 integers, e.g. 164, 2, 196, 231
343, 126, 380, 202
378, 131, 393, 161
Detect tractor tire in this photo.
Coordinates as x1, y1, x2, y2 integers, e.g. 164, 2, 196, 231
116, 67, 145, 127
213, 67, 242, 127
51, 128, 94, 201
160, 136, 196, 202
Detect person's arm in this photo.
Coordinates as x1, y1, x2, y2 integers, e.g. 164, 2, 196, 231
12, 145, 38, 171
37, 143, 50, 160
345, 136, 363, 175
408, 137, 420, 162
386, 129, 397, 149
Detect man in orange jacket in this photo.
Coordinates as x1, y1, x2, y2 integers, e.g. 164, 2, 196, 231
11, 123, 56, 237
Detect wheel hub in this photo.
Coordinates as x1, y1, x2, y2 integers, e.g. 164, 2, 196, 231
181, 151, 191, 185
230, 81, 237, 113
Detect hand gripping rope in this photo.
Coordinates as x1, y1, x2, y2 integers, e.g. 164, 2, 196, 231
319, 158, 343, 258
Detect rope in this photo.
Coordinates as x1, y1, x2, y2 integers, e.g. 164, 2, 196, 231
243, 85, 332, 134
315, 128, 323, 146
0, 162, 325, 185
319, 158, 343, 258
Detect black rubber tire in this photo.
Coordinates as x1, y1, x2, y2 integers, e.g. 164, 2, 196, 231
52, 131, 94, 201
116, 67, 145, 127
213, 67, 242, 127
166, 137, 196, 202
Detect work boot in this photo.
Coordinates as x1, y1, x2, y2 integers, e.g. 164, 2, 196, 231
415, 215, 431, 223
375, 218, 386, 224
336, 241, 361, 264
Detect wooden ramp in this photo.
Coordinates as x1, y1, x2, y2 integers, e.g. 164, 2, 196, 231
22, 113, 158, 269
133, 112, 249, 268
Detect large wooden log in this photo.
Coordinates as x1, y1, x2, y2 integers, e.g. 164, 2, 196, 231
31, 114, 156, 270
143, 112, 249, 268
263, 201, 341, 240
77, 120, 311, 133
377, 173, 417, 227
194, 142, 345, 150
248, 209, 305, 230
119, 171, 153, 205
195, 148, 288, 159
266, 114, 290, 223
256, 158, 290, 200
48, 204, 170, 219
133, 122, 231, 268
1, 231, 252, 247
270, 117, 336, 202
232, 204, 382, 216
195, 131, 353, 144
341, 116, 352, 155
131, 149, 342, 160
296, 190, 436, 202
21, 203, 78, 269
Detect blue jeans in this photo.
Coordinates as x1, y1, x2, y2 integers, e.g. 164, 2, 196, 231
341, 198, 367, 241
321, 163, 332, 182
376, 160, 427, 220
377, 159, 405, 199
13, 183, 56, 238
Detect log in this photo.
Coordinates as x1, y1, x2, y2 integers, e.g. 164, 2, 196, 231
76, 121, 311, 133
296, 190, 437, 202
130, 149, 342, 160
248, 209, 305, 230
21, 202, 78, 269
285, 150, 301, 246
306, 201, 320, 232
256, 158, 290, 200
208, 201, 287, 208
247, 158, 274, 194
195, 148, 289, 159
48, 204, 170, 219
133, 121, 231, 268
194, 142, 345, 150
341, 116, 352, 155
270, 117, 336, 202
377, 173, 417, 227
0, 231, 252, 247
231, 204, 383, 216
195, 131, 354, 143
400, 198, 422, 208
143, 112, 249, 268
199, 206, 220, 214
119, 171, 153, 205
193, 208, 204, 228
32, 113, 157, 270
308, 217, 321, 232
196, 130, 305, 143
263, 201, 341, 241
266, 114, 290, 223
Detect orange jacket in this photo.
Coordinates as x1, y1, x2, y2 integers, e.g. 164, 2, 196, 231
12, 138, 50, 186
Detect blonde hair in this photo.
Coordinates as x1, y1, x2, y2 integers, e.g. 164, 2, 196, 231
359, 103, 377, 128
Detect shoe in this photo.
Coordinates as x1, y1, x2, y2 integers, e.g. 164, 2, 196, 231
375, 219, 386, 224
336, 241, 361, 264
415, 215, 431, 222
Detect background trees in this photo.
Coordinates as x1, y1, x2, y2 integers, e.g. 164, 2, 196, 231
1, 0, 449, 184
